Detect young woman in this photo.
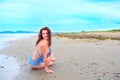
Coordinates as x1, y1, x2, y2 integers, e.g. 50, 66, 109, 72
29, 27, 55, 73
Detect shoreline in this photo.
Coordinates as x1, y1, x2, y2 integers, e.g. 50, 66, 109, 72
1, 31, 119, 50
0, 33, 37, 50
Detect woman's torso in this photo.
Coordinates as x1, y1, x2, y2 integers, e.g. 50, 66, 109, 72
32, 40, 49, 60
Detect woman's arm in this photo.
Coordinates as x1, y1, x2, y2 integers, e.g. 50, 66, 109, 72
41, 40, 53, 73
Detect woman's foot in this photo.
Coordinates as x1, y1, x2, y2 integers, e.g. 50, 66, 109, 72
31, 67, 37, 70
46, 69, 54, 73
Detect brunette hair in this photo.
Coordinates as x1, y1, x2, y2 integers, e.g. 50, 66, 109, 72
36, 26, 52, 47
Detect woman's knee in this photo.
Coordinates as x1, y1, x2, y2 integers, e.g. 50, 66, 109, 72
48, 61, 54, 66
52, 57, 55, 62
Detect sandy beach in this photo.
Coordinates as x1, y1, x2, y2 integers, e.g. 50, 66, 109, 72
0, 33, 120, 80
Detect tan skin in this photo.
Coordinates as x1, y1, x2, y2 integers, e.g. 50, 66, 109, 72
30, 30, 55, 73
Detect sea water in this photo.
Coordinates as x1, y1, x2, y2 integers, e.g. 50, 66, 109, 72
0, 33, 36, 50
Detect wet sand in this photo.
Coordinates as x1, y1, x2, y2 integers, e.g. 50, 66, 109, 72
0, 35, 120, 80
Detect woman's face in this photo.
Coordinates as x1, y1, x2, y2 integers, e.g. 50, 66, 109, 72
42, 30, 48, 40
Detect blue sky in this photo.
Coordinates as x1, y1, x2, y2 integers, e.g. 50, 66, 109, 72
0, 0, 120, 32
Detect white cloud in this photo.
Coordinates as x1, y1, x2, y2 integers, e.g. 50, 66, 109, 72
0, 3, 30, 19
0, 0, 120, 28
53, 18, 89, 25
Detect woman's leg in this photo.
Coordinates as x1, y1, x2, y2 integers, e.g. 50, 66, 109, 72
50, 57, 55, 62
30, 58, 55, 70
46, 57, 55, 66
31, 63, 44, 69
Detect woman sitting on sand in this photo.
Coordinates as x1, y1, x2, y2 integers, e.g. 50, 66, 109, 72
28, 27, 55, 73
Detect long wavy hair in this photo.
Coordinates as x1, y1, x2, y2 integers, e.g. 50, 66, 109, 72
36, 27, 52, 47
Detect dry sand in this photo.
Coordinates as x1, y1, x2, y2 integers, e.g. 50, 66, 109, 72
0, 35, 120, 80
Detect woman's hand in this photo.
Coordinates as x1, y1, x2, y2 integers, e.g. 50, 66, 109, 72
45, 69, 54, 73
